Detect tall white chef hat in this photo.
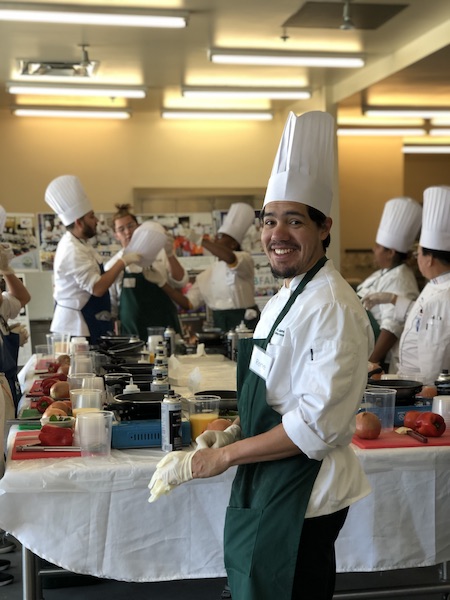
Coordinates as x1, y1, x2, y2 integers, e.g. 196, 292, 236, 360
376, 197, 422, 253
0, 205, 6, 236
218, 203, 255, 245
419, 186, 450, 251
263, 110, 335, 216
45, 175, 93, 226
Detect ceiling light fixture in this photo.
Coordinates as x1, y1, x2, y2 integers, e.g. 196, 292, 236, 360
209, 48, 365, 68
402, 145, 450, 154
429, 128, 450, 136
0, 2, 188, 28
181, 86, 311, 100
337, 126, 426, 136
7, 81, 147, 98
12, 106, 131, 119
18, 44, 100, 78
364, 106, 450, 119
161, 109, 273, 121
340, 0, 356, 30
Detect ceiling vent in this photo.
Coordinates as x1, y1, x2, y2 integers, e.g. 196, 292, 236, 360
18, 45, 99, 78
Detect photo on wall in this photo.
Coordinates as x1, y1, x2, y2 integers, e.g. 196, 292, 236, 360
0, 213, 39, 271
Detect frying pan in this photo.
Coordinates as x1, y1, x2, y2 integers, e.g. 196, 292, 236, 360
367, 378, 423, 405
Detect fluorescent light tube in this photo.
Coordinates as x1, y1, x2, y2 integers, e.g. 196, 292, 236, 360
0, 3, 188, 28
181, 86, 311, 100
337, 127, 426, 136
429, 129, 450, 136
7, 82, 146, 99
12, 106, 131, 119
209, 48, 364, 68
402, 145, 450, 154
161, 109, 273, 121
364, 106, 450, 119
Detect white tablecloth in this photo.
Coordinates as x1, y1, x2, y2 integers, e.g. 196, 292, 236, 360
2, 355, 450, 580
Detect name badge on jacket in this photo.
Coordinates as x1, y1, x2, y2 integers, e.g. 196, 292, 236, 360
249, 345, 273, 381
123, 278, 136, 288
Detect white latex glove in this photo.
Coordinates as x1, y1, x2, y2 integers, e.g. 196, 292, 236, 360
10, 323, 29, 346
148, 450, 196, 502
244, 308, 258, 321
0, 244, 14, 262
195, 422, 241, 449
121, 252, 142, 267
362, 292, 397, 310
0, 246, 14, 275
186, 229, 203, 246
143, 267, 167, 288
164, 233, 175, 258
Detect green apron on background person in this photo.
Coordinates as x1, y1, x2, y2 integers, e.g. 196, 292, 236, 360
213, 305, 260, 332
224, 257, 326, 600
119, 271, 182, 341
366, 309, 381, 341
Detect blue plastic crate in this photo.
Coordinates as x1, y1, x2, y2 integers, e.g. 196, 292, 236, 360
112, 419, 191, 449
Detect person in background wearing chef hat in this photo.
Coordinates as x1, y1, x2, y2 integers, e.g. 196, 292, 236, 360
149, 111, 374, 600
45, 176, 142, 344
356, 196, 422, 373
105, 204, 189, 340
0, 204, 32, 569
363, 185, 450, 386
183, 202, 260, 332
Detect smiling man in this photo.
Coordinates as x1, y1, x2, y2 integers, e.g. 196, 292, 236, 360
184, 111, 375, 600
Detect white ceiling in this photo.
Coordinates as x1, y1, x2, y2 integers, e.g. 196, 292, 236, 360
0, 0, 448, 118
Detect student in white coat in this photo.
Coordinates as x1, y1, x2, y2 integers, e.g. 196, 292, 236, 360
356, 197, 422, 372
186, 203, 260, 332
45, 176, 141, 344
364, 185, 450, 385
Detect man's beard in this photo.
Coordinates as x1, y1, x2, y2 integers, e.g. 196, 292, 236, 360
270, 265, 299, 279
81, 222, 96, 239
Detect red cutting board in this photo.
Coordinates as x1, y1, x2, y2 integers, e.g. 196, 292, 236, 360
352, 430, 450, 449
26, 380, 45, 397
11, 431, 81, 460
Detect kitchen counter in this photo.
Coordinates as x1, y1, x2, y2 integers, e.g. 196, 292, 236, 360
3, 355, 450, 598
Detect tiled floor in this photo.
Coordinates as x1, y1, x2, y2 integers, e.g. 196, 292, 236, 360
3, 535, 450, 600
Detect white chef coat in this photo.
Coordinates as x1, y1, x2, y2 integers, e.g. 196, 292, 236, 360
187, 251, 255, 311
356, 264, 419, 372
254, 259, 373, 518
51, 232, 103, 336
105, 248, 188, 319
398, 271, 450, 385
0, 293, 21, 324
0, 294, 23, 461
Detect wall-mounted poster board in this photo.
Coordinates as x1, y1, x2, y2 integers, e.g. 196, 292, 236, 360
1, 213, 39, 271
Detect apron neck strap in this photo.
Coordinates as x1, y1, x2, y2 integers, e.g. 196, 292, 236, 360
263, 255, 328, 348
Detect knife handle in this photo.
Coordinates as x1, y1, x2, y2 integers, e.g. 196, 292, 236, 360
407, 430, 428, 443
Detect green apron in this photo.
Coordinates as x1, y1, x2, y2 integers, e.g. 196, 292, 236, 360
366, 310, 381, 341
119, 271, 182, 341
224, 257, 327, 600
213, 305, 260, 332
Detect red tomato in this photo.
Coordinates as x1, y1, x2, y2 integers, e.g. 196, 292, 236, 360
404, 410, 421, 430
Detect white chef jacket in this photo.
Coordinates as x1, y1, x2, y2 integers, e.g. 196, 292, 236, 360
105, 248, 188, 319
0, 293, 21, 323
398, 271, 450, 385
51, 232, 103, 336
254, 260, 373, 518
356, 264, 419, 372
187, 251, 255, 311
